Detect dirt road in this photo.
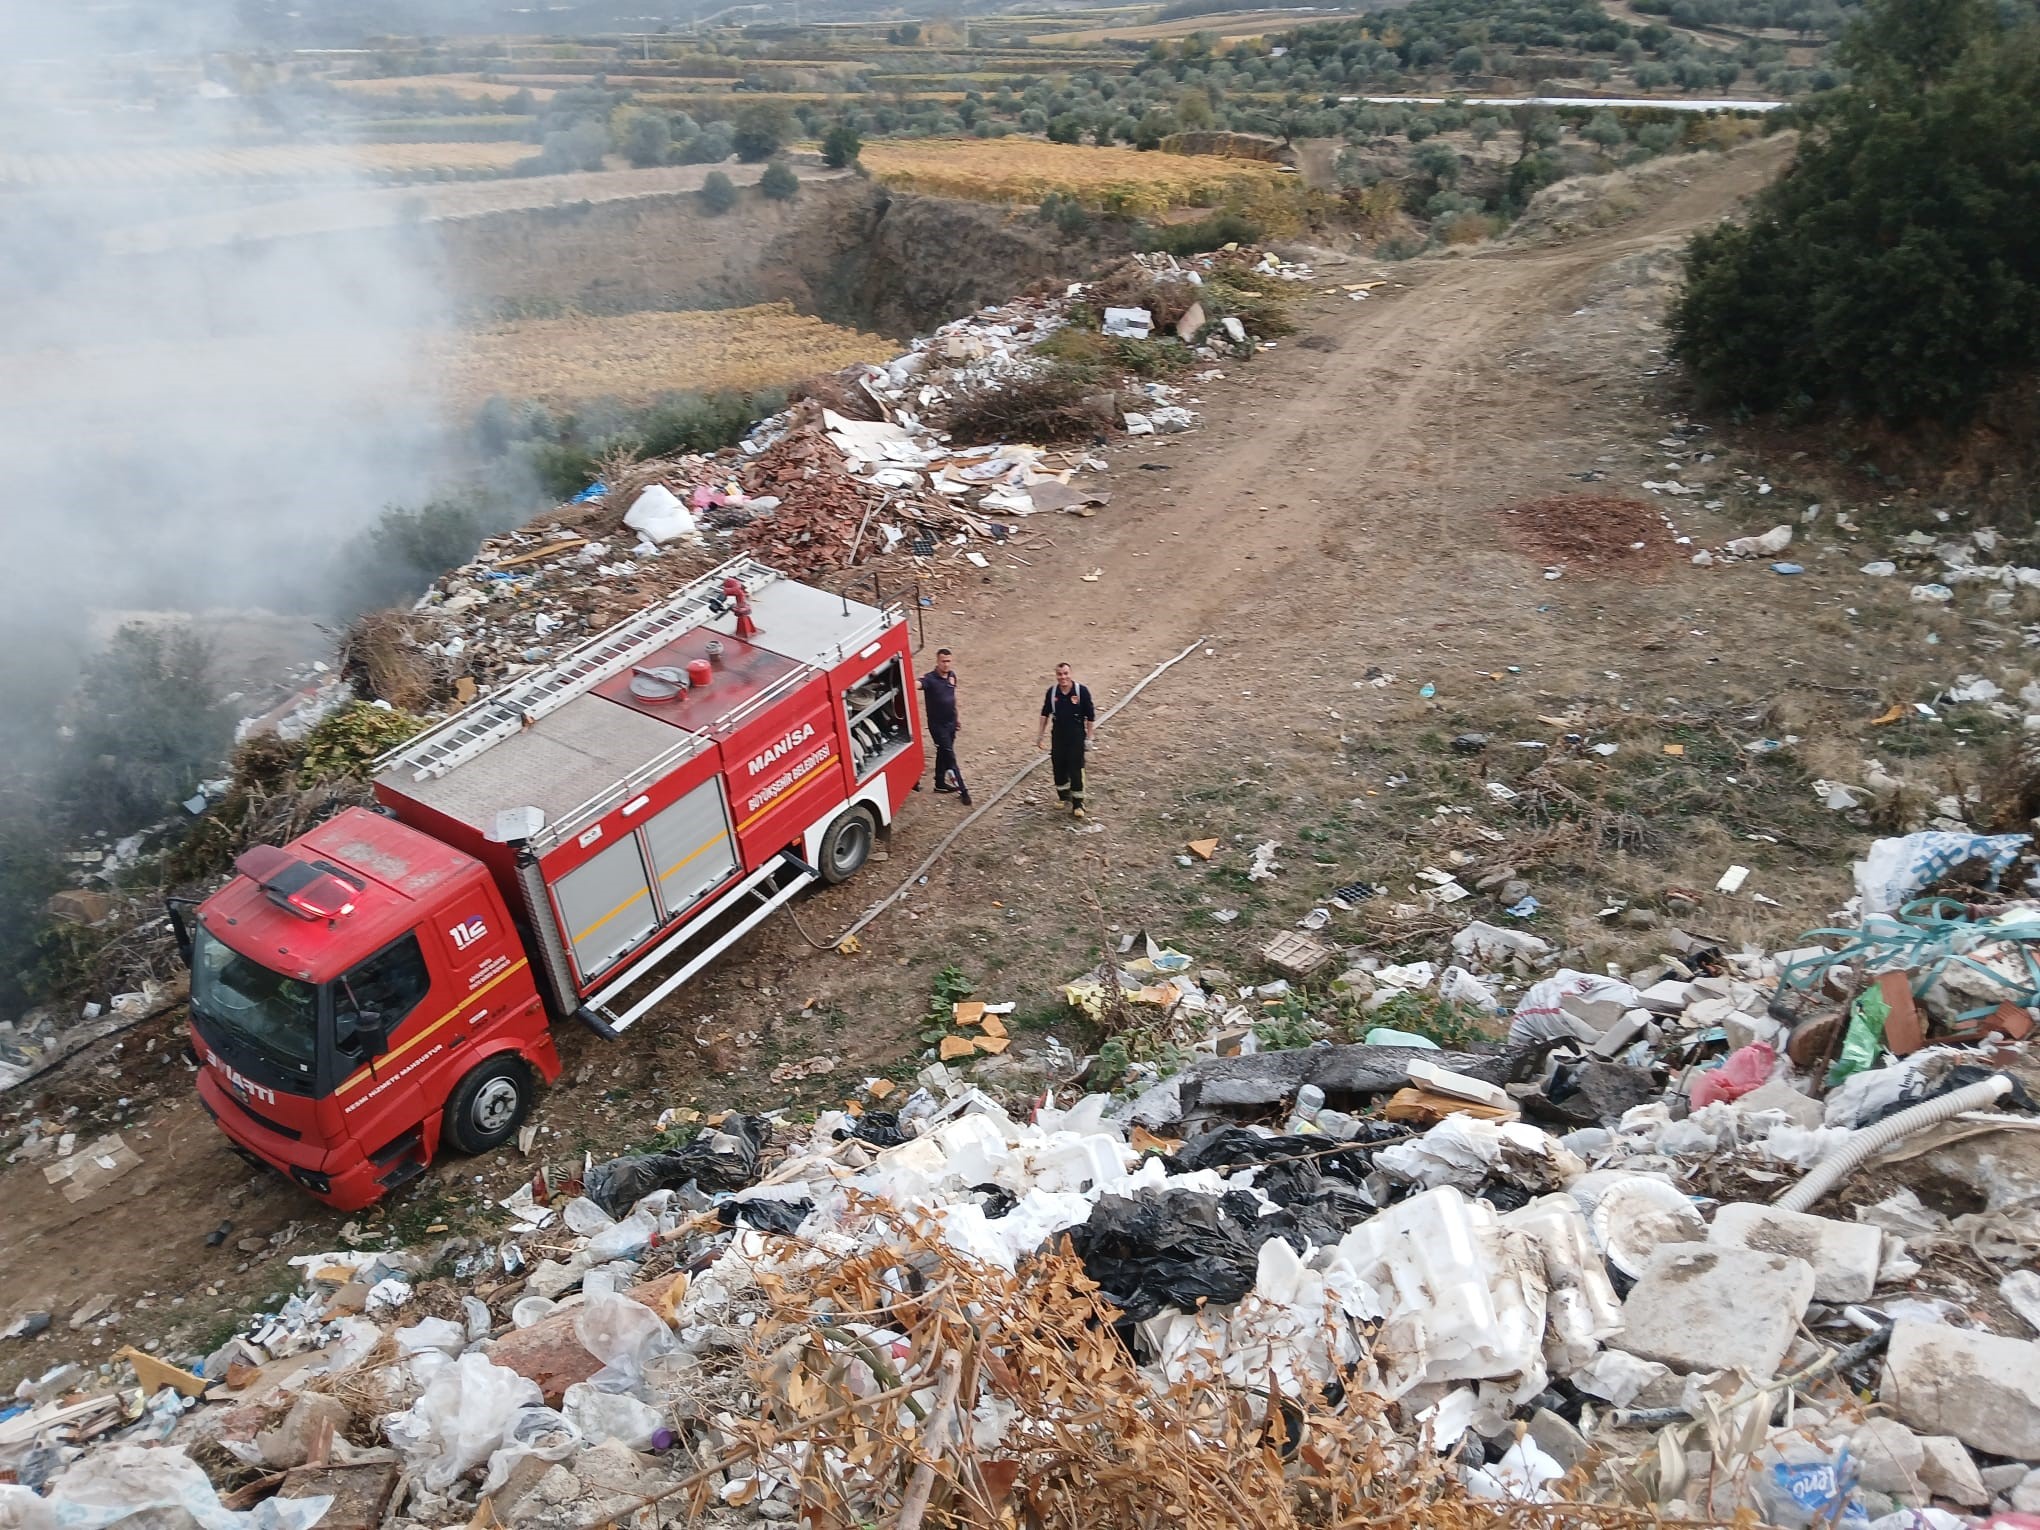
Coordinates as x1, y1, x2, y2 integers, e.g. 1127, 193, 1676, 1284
1, 140, 1819, 1376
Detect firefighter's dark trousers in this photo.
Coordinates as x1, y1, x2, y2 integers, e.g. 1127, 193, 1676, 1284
1051, 735, 1086, 809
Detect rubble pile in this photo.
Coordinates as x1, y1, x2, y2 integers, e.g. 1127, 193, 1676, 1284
384, 249, 1298, 697
10, 828, 2040, 1528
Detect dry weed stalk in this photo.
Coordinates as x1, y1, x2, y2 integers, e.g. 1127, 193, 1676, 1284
674, 1211, 1671, 1530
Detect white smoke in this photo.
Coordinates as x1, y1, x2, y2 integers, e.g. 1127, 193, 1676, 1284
0, 0, 459, 743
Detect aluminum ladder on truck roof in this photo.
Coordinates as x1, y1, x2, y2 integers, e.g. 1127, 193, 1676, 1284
380, 556, 782, 783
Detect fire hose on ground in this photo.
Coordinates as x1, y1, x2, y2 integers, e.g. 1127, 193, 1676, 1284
786, 636, 1207, 953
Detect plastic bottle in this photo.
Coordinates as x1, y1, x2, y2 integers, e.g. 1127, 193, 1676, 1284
1286, 1084, 1326, 1133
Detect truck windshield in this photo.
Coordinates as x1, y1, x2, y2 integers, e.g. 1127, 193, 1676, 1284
191, 927, 321, 1073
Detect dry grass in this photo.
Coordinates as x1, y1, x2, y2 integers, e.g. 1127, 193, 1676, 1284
860, 137, 1295, 217
1029, 9, 1328, 44
327, 74, 558, 101
642, 1209, 1674, 1530
0, 142, 528, 188
443, 303, 896, 407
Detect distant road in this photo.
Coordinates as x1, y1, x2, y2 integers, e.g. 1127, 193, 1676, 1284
1346, 93, 1784, 111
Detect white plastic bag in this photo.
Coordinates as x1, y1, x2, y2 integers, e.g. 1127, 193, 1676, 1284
575, 1290, 674, 1384
17, 1444, 332, 1530
561, 1382, 664, 1449
1852, 831, 2030, 915
583, 1210, 656, 1263
395, 1315, 467, 1358
622, 484, 698, 546
478, 1407, 581, 1498
384, 1352, 542, 1492
1510, 970, 1642, 1046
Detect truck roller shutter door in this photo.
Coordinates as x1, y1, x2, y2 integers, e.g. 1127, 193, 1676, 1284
552, 836, 660, 981
644, 779, 739, 919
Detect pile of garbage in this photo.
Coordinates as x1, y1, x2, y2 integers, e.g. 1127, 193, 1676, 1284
11, 828, 2040, 1529
386, 249, 1298, 695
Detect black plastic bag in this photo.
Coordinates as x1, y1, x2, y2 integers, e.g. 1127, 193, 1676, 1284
718, 1198, 814, 1235
582, 1113, 768, 1218
1066, 1187, 1301, 1322
835, 1111, 909, 1149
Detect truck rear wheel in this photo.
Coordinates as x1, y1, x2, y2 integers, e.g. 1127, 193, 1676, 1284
443, 1055, 532, 1155
818, 806, 876, 885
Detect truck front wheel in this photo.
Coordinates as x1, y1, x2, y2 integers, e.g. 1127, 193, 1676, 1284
443, 1055, 533, 1155
817, 806, 876, 885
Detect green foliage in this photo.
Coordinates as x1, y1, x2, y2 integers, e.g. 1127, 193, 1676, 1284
296, 703, 426, 786
759, 159, 800, 199
821, 123, 863, 168
919, 964, 977, 1045
1359, 991, 1497, 1049
1136, 208, 1262, 255
699, 169, 739, 213
60, 625, 233, 837
0, 817, 72, 1016
1669, 0, 2040, 424
731, 102, 792, 161
333, 496, 493, 616
1037, 190, 1096, 236
619, 108, 671, 167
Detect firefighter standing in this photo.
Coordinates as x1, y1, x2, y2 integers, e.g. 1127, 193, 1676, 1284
916, 647, 971, 806
1034, 661, 1096, 820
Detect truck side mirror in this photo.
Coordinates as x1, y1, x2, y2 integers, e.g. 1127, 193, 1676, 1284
334, 1008, 390, 1059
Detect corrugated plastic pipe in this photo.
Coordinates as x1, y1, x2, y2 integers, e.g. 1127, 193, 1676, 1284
1775, 1073, 2014, 1213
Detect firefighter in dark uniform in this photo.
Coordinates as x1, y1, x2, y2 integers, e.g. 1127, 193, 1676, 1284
915, 647, 970, 806
1035, 661, 1096, 820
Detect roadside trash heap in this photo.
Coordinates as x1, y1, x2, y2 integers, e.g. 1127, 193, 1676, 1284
393, 250, 1300, 692
14, 832, 2040, 1529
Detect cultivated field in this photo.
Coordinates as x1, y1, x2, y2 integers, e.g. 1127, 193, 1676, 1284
445, 303, 896, 406
1028, 8, 1361, 44
0, 142, 529, 188
329, 75, 558, 101
859, 137, 1295, 214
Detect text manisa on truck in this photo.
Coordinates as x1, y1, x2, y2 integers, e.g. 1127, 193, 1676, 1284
174, 561, 922, 1209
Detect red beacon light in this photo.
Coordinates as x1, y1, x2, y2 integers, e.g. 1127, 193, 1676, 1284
233, 846, 364, 921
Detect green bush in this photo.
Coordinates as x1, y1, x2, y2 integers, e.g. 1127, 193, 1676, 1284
297, 703, 426, 785
333, 496, 493, 616
1136, 208, 1261, 255
820, 123, 863, 167
59, 625, 233, 838
759, 159, 799, 199
1668, 0, 2040, 424
731, 102, 792, 161
699, 169, 738, 213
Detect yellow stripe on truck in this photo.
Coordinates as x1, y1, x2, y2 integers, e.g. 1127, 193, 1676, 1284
737, 762, 834, 832
337, 958, 530, 1097
659, 832, 729, 885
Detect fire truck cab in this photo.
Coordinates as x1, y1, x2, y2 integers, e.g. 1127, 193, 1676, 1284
184, 558, 921, 1209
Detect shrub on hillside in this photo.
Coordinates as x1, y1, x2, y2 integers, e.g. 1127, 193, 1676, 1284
760, 159, 799, 199
700, 170, 738, 214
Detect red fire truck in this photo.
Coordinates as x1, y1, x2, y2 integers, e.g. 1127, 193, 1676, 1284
175, 558, 922, 1210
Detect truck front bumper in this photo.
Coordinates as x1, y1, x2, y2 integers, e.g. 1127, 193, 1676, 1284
195, 1071, 388, 1212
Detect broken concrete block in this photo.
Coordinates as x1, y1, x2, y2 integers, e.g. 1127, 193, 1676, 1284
1707, 1202, 1882, 1303
1916, 1436, 1987, 1508
1881, 1320, 2040, 1459
1611, 1243, 1814, 1379
2015, 1469, 2040, 1515
1527, 1407, 1589, 1472
1852, 1416, 1924, 1495
254, 1391, 351, 1471
277, 1462, 402, 1530
1979, 1463, 2029, 1496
